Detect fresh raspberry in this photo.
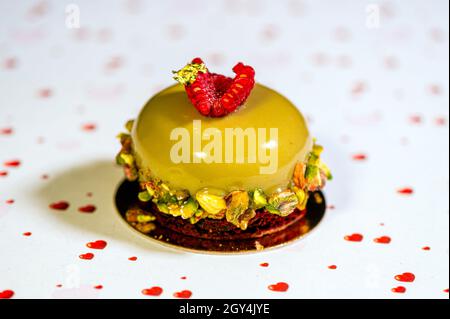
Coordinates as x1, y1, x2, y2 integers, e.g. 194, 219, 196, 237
191, 57, 204, 64
173, 58, 255, 117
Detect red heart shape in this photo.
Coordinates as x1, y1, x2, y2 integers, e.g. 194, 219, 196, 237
79, 253, 94, 260
4, 160, 21, 168
374, 236, 391, 244
0, 127, 13, 135
86, 240, 107, 250
395, 272, 415, 283
268, 282, 289, 292
397, 187, 413, 195
78, 205, 96, 213
0, 290, 14, 299
49, 201, 70, 211
142, 287, 163, 297
173, 290, 192, 299
352, 153, 367, 161
344, 233, 364, 242
391, 286, 406, 293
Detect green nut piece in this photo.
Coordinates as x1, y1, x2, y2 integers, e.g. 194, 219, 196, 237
137, 214, 155, 223
156, 203, 169, 214
138, 191, 151, 202
180, 198, 199, 219
196, 189, 227, 215
175, 189, 190, 202
125, 119, 135, 133
294, 187, 309, 211
135, 222, 155, 234
225, 191, 252, 230
267, 190, 299, 217
252, 188, 267, 209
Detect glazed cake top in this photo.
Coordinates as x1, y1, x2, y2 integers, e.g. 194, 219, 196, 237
132, 83, 312, 195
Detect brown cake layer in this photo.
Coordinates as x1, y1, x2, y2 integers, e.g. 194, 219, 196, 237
116, 180, 326, 252
149, 204, 307, 241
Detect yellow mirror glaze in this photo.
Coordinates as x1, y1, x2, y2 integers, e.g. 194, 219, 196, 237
132, 83, 312, 195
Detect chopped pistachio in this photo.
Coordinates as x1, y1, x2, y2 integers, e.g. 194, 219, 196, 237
137, 214, 155, 223
196, 189, 227, 215
175, 189, 190, 202
236, 209, 256, 231
267, 190, 299, 216
138, 191, 151, 202
294, 187, 309, 211
225, 191, 251, 229
168, 204, 182, 217
156, 203, 169, 214
119, 153, 134, 167
125, 207, 143, 223
135, 222, 155, 234
125, 119, 134, 133
252, 188, 267, 209
180, 198, 198, 219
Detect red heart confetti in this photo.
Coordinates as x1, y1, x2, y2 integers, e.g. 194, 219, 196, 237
391, 286, 406, 293
180, 276, 187, 280
56, 284, 63, 288
173, 290, 192, 299
395, 272, 415, 283
0, 171, 8, 177
37, 88, 52, 98
435, 117, 447, 126
49, 201, 70, 211
128, 256, 138, 261
4, 160, 21, 168
0, 290, 14, 299
0, 127, 13, 135
82, 123, 97, 132
268, 282, 289, 292
397, 187, 413, 195
428, 84, 442, 95
374, 236, 391, 244
409, 115, 422, 124
422, 246, 431, 251
3, 57, 17, 69
444, 289, 449, 293
79, 253, 94, 260
23, 232, 32, 237
94, 285, 103, 290
344, 233, 364, 242
328, 265, 337, 270
142, 287, 163, 297
260, 262, 269, 267
352, 153, 367, 161
6, 199, 14, 205
78, 205, 97, 213
86, 240, 107, 250
351, 81, 367, 95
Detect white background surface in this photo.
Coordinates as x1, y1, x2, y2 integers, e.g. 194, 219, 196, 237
0, 0, 448, 299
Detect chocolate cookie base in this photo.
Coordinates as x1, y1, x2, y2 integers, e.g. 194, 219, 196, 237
115, 180, 326, 253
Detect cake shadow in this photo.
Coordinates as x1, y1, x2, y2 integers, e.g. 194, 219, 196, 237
34, 159, 181, 255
